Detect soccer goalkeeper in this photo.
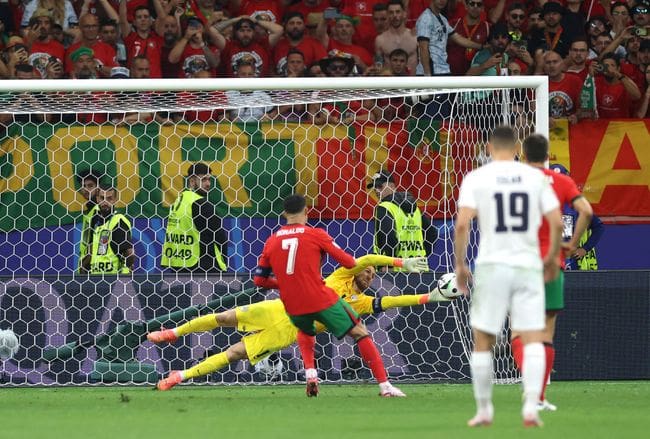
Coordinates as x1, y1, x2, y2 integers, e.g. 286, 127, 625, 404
147, 254, 452, 391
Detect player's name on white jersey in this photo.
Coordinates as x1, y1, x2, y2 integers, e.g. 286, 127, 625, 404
276, 227, 305, 236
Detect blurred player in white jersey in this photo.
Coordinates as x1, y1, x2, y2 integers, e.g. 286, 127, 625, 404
454, 126, 563, 428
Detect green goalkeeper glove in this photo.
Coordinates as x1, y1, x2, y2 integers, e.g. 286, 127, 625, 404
401, 257, 429, 273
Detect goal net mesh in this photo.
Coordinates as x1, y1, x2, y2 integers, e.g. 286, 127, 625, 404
0, 79, 540, 386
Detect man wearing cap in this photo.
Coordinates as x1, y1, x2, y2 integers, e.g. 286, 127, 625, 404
272, 11, 326, 76
318, 14, 373, 73
161, 162, 228, 272
70, 46, 97, 78
528, 1, 569, 58
368, 171, 437, 265
65, 13, 117, 77
24, 8, 65, 78
212, 16, 277, 76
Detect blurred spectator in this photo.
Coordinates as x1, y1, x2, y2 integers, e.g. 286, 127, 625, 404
225, 59, 278, 122
326, 15, 373, 73
448, 0, 489, 75
609, 2, 632, 39
566, 37, 591, 82
507, 59, 521, 75
66, 13, 117, 77
159, 14, 182, 78
43, 54, 65, 78
593, 52, 641, 118
120, 4, 164, 78
14, 61, 36, 79
386, 47, 409, 75
466, 22, 510, 76
504, 3, 527, 41
2, 36, 30, 78
630, 2, 650, 29
340, 0, 386, 47
355, 2, 389, 54
70, 45, 97, 78
214, 17, 277, 76
24, 8, 65, 78
272, 11, 326, 76
375, 0, 417, 74
415, 0, 483, 76
585, 16, 609, 58
100, 19, 126, 66
284, 47, 307, 77
169, 16, 219, 77
635, 62, 650, 117
22, 0, 78, 32
529, 1, 570, 59
527, 7, 545, 33
545, 50, 582, 125
238, 0, 288, 23
562, 0, 587, 42
0, 2, 15, 38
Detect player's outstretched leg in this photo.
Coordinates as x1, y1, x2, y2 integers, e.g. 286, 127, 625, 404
157, 371, 183, 391
147, 314, 221, 344
147, 328, 178, 344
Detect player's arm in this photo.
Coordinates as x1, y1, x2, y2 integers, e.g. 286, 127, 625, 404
333, 254, 429, 278
253, 243, 280, 289
565, 195, 593, 255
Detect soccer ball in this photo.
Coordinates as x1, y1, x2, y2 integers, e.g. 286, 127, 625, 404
0, 329, 19, 361
436, 273, 462, 299
254, 354, 284, 380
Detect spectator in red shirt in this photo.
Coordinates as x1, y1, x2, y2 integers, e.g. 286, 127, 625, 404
326, 15, 373, 73
272, 11, 326, 76
213, 16, 277, 77
545, 50, 582, 125
254, 193, 406, 398
594, 52, 641, 118
634, 62, 650, 117
168, 16, 219, 77
24, 8, 65, 78
238, 0, 288, 24
565, 37, 591, 83
65, 13, 117, 77
448, 0, 490, 75
120, 4, 164, 78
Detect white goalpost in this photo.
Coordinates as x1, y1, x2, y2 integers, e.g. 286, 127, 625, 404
0, 76, 548, 386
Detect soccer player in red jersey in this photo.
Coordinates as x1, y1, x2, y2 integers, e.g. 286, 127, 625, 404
512, 134, 593, 411
254, 194, 406, 397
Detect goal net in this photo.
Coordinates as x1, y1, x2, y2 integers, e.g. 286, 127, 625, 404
0, 76, 547, 386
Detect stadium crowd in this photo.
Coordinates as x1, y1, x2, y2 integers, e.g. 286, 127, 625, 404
0, 0, 648, 121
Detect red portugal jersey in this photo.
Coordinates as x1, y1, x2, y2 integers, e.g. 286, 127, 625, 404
549, 74, 583, 118
538, 168, 581, 268
124, 31, 164, 78
255, 224, 356, 315
595, 76, 632, 118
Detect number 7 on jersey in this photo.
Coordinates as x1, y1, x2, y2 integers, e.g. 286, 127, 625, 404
281, 238, 299, 274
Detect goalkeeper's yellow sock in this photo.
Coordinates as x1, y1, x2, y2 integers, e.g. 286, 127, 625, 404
176, 314, 219, 337
380, 294, 428, 310
183, 352, 230, 380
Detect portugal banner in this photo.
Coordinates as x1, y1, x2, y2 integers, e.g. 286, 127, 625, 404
550, 119, 650, 217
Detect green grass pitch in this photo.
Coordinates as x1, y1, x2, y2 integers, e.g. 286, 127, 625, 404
1, 381, 647, 439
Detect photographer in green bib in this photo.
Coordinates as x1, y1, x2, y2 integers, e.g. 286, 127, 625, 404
367, 171, 437, 269
81, 184, 135, 274
161, 162, 228, 272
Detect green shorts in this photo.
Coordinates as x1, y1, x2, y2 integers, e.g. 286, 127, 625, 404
289, 299, 360, 338
545, 270, 565, 311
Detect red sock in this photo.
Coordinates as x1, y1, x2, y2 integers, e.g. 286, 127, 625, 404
512, 336, 524, 371
541, 343, 555, 401
356, 336, 388, 384
296, 331, 316, 370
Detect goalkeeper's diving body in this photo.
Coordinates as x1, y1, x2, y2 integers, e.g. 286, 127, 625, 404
148, 254, 451, 391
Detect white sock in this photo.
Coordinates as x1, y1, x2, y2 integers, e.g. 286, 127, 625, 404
379, 381, 392, 392
172, 328, 180, 336
522, 342, 545, 415
178, 370, 186, 380
305, 368, 318, 380
470, 351, 494, 417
